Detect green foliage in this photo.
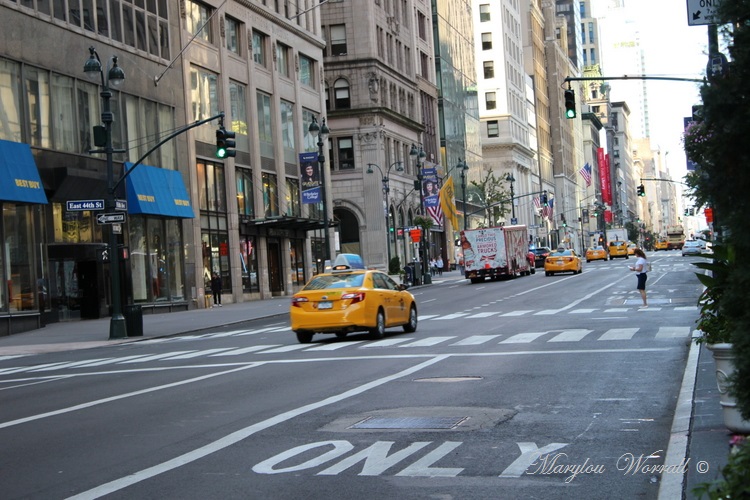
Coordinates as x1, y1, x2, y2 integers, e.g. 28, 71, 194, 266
468, 170, 511, 227
693, 244, 734, 345
624, 221, 640, 243
693, 435, 750, 500
681, 0, 750, 421
413, 215, 433, 231
388, 256, 401, 275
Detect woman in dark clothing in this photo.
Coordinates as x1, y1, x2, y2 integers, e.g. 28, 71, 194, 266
210, 272, 222, 307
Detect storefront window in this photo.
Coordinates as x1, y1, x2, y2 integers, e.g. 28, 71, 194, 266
3, 204, 37, 312
202, 231, 230, 292
240, 236, 259, 293
131, 217, 148, 301
166, 219, 185, 301
148, 219, 167, 301
52, 203, 101, 243
131, 217, 186, 303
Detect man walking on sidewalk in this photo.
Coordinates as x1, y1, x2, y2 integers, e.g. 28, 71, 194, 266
211, 272, 223, 307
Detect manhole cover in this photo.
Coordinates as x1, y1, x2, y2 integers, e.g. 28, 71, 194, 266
350, 416, 468, 429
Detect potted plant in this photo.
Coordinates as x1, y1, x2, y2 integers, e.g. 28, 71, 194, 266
693, 435, 750, 499
693, 244, 750, 433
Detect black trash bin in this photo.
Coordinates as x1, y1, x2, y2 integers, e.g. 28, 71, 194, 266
123, 304, 143, 337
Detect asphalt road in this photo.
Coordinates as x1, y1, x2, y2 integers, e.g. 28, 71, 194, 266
0, 252, 704, 499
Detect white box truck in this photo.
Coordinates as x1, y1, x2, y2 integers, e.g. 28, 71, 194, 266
460, 225, 531, 284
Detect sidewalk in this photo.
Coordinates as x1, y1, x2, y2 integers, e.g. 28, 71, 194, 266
0, 271, 731, 497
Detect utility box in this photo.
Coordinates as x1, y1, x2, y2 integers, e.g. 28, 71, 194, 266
123, 304, 143, 337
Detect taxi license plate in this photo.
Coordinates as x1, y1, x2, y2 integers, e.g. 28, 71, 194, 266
318, 301, 333, 310
556, 260, 564, 265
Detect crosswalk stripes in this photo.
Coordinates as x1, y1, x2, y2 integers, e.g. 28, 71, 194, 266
0, 325, 695, 376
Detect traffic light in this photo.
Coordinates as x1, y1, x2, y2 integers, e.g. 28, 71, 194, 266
215, 127, 236, 158
684, 208, 690, 216
541, 191, 548, 206
561, 214, 567, 227
637, 184, 645, 197
564, 89, 576, 119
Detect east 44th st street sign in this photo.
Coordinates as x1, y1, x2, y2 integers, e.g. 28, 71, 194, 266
96, 212, 126, 225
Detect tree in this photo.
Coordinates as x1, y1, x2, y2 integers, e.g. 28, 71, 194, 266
682, 1, 750, 420
466, 170, 511, 228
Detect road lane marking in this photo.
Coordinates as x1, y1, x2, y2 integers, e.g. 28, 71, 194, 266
418, 315, 439, 320
254, 344, 310, 354
598, 328, 639, 341
305, 341, 366, 351
500, 332, 548, 343
451, 335, 501, 346
67, 356, 449, 499
500, 310, 532, 316
400, 337, 456, 347
547, 329, 592, 342
364, 338, 411, 348
569, 309, 596, 314
116, 352, 198, 363
466, 312, 498, 318
431, 313, 470, 320
159, 348, 238, 360
655, 326, 691, 339
213, 346, 281, 355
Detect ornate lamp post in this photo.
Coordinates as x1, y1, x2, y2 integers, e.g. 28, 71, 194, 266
505, 172, 516, 223
457, 159, 469, 230
84, 46, 127, 340
308, 116, 330, 261
409, 144, 428, 283
367, 161, 404, 267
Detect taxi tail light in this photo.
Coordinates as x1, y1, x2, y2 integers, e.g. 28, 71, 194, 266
341, 292, 365, 304
291, 296, 309, 307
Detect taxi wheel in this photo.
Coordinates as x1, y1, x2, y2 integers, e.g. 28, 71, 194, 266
370, 309, 386, 339
403, 305, 418, 333
295, 330, 313, 344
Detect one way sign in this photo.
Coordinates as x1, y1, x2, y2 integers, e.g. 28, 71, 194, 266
96, 212, 126, 225
687, 0, 722, 26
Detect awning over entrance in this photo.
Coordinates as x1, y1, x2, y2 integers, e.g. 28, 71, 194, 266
0, 139, 48, 204
125, 163, 194, 218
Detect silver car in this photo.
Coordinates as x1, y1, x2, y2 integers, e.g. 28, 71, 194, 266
682, 240, 704, 256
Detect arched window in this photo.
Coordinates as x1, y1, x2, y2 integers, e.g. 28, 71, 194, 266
334, 79, 350, 109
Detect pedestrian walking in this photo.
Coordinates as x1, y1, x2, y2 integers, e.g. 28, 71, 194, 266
629, 248, 649, 308
210, 272, 223, 307
436, 256, 444, 276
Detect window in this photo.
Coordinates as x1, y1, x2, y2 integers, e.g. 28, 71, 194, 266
580, 23, 586, 44
487, 120, 499, 137
240, 236, 259, 293
286, 177, 301, 217
482, 33, 492, 50
302, 109, 317, 153
483, 61, 494, 79
252, 30, 268, 67
337, 137, 354, 170
197, 160, 227, 212
299, 54, 314, 88
590, 48, 597, 64
479, 4, 490, 22
588, 22, 595, 44
77, 81, 99, 155
280, 99, 295, 163
186, 0, 212, 43
256, 91, 274, 158
485, 92, 496, 110
417, 11, 427, 40
262, 172, 279, 217
226, 16, 240, 55
613, 149, 620, 158
229, 81, 248, 137
190, 67, 219, 123
276, 43, 290, 78
334, 79, 350, 109
51, 74, 76, 152
330, 24, 347, 56
25, 67, 51, 149
236, 168, 254, 217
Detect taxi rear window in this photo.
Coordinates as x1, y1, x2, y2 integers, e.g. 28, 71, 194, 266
304, 273, 365, 290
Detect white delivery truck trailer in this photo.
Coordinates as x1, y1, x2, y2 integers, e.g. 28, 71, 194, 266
460, 225, 531, 284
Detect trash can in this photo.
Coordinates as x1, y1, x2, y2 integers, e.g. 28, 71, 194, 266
123, 304, 143, 337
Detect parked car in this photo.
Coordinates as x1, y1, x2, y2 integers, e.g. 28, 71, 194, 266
682, 240, 704, 257
545, 248, 582, 276
608, 240, 629, 260
290, 254, 418, 343
585, 246, 608, 262
530, 246, 552, 268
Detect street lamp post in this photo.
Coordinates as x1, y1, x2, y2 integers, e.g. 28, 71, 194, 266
505, 173, 516, 223
409, 144, 428, 283
367, 161, 404, 268
84, 46, 127, 340
457, 159, 469, 230
309, 116, 331, 262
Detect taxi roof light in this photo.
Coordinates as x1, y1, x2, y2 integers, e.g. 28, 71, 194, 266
331, 253, 366, 272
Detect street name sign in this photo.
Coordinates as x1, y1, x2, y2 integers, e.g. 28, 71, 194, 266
67, 199, 104, 211
96, 212, 126, 225
115, 199, 128, 211
686, 0, 722, 26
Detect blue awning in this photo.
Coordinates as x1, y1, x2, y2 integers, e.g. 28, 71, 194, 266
125, 163, 194, 218
0, 139, 48, 204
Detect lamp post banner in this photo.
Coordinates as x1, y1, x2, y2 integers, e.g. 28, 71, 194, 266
299, 152, 321, 204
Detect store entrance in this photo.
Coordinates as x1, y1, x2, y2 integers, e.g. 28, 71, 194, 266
267, 239, 283, 296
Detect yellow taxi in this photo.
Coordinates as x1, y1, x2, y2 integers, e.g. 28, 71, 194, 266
627, 242, 637, 255
544, 248, 582, 276
655, 239, 669, 251
585, 245, 608, 262
608, 240, 629, 260
290, 254, 418, 343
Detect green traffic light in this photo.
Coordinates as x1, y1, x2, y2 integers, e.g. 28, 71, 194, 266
565, 108, 576, 119
216, 147, 228, 159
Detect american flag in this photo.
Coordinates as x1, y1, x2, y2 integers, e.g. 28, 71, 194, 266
542, 198, 554, 220
579, 162, 592, 187
427, 204, 444, 226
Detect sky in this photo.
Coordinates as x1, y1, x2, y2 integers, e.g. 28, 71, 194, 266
605, 0, 710, 186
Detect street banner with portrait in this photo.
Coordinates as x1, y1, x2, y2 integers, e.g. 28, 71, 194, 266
299, 152, 320, 204
421, 166, 443, 226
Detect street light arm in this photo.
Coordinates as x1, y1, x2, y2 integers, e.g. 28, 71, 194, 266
111, 112, 226, 193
